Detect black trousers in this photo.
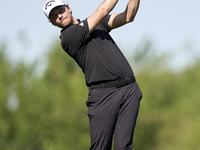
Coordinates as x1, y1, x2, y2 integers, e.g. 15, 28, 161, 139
86, 82, 142, 150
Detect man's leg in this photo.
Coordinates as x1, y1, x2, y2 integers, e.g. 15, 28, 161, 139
114, 82, 142, 150
86, 88, 123, 150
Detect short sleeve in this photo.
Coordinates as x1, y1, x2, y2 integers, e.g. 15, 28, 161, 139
100, 15, 111, 33
60, 19, 90, 59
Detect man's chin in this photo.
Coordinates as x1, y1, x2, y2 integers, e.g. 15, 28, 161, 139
61, 21, 69, 28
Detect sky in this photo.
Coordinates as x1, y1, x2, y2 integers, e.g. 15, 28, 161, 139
1, 0, 200, 70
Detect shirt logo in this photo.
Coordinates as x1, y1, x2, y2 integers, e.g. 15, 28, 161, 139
45, 0, 55, 9
79, 22, 84, 27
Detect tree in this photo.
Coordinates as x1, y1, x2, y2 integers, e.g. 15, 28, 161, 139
1, 39, 200, 150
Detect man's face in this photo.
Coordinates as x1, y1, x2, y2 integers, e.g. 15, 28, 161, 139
49, 5, 73, 28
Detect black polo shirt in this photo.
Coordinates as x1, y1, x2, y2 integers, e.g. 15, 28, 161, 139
60, 15, 134, 86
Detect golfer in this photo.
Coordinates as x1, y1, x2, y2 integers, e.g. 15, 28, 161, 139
43, 0, 142, 149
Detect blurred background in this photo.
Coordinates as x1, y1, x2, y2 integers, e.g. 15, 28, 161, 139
0, 0, 200, 149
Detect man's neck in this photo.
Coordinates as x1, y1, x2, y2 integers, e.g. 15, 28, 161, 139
72, 16, 79, 24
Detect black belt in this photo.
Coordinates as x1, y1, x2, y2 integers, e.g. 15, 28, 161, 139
89, 76, 136, 89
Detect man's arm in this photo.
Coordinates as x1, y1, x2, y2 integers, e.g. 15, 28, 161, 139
87, 0, 119, 33
108, 0, 140, 30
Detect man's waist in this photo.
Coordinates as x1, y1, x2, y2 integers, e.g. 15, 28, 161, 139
89, 76, 136, 89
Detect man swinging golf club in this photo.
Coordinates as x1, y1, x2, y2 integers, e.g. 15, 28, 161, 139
43, 0, 142, 149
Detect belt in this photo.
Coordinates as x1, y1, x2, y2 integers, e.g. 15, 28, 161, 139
89, 76, 136, 89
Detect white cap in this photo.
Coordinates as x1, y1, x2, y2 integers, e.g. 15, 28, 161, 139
43, 0, 66, 18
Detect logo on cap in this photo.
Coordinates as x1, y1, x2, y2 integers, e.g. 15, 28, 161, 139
45, 0, 55, 9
